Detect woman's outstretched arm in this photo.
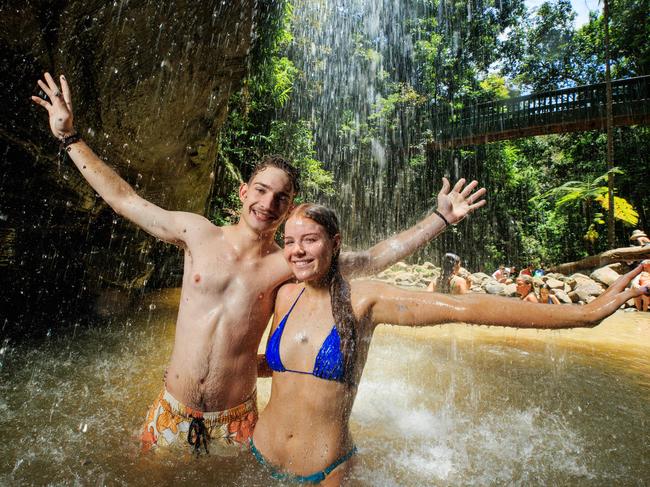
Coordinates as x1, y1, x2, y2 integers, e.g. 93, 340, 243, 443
361, 266, 647, 330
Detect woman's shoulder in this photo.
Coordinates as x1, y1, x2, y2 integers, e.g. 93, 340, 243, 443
276, 282, 303, 306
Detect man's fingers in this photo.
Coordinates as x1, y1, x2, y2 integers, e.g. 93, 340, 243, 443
468, 199, 487, 212
467, 187, 486, 203
31, 95, 51, 110
60, 75, 73, 111
440, 177, 450, 196
460, 180, 478, 198
452, 178, 466, 194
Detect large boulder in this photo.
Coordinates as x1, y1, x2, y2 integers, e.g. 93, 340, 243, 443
0, 1, 265, 336
590, 266, 621, 287
501, 283, 518, 297
569, 280, 605, 302
544, 277, 564, 289
553, 289, 573, 304
484, 281, 505, 295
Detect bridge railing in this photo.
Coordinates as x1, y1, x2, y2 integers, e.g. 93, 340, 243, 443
433, 76, 650, 143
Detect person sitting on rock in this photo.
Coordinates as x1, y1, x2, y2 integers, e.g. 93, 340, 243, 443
630, 230, 650, 247
632, 259, 650, 312
516, 275, 539, 303
427, 253, 469, 294
492, 265, 507, 283
539, 284, 560, 304
519, 264, 534, 277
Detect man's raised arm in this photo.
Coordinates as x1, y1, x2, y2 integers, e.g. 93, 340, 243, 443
31, 73, 205, 247
338, 178, 486, 277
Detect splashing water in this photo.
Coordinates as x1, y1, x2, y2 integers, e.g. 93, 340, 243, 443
0, 291, 648, 485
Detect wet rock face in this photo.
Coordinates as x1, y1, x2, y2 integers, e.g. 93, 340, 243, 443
0, 1, 257, 336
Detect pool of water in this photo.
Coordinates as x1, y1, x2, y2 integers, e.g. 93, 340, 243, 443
1, 290, 648, 485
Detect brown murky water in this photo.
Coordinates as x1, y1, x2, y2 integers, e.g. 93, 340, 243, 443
1, 289, 648, 485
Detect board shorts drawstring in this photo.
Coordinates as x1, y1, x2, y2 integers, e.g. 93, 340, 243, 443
188, 416, 210, 454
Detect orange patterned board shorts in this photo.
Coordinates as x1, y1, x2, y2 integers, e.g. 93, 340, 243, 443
141, 388, 257, 455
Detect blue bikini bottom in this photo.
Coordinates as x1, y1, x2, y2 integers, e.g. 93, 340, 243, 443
249, 438, 357, 484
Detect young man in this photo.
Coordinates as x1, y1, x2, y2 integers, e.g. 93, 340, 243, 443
32, 73, 486, 453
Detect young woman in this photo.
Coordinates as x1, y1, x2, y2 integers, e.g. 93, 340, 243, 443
427, 252, 470, 294
539, 284, 561, 304
253, 204, 647, 485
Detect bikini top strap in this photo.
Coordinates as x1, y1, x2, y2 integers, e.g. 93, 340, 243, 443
284, 287, 306, 319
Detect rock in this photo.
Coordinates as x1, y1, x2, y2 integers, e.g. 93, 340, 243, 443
0, 0, 263, 336
501, 283, 518, 297
545, 277, 564, 289
422, 261, 436, 270
607, 262, 632, 274
394, 272, 415, 284
570, 273, 591, 280
472, 272, 492, 283
566, 273, 596, 290
393, 262, 410, 270
546, 273, 567, 281
484, 282, 505, 295
574, 281, 605, 297
533, 277, 545, 287
590, 266, 620, 287
568, 291, 581, 303
569, 280, 604, 302
553, 290, 573, 304
585, 296, 597, 304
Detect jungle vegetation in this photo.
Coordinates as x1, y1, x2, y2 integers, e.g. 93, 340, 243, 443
212, 0, 648, 270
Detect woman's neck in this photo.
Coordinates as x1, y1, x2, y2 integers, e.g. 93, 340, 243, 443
304, 279, 331, 298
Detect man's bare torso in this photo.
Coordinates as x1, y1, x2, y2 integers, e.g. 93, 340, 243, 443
165, 222, 291, 411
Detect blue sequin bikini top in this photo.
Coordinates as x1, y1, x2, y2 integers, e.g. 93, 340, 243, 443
265, 288, 345, 382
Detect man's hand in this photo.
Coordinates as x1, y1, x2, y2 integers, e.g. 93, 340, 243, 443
436, 177, 486, 225
31, 72, 75, 139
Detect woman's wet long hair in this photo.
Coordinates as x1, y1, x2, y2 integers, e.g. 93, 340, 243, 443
289, 203, 357, 383
436, 252, 461, 293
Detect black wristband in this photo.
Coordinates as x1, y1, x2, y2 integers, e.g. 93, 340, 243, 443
60, 132, 82, 151
434, 209, 450, 227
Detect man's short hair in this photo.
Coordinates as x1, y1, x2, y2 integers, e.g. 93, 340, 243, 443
248, 155, 300, 195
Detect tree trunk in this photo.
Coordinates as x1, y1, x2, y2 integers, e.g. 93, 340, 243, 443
549, 246, 650, 275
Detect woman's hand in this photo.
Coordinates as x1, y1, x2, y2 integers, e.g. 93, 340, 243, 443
31, 72, 75, 139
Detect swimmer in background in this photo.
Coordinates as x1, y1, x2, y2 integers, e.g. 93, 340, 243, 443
539, 284, 560, 304
253, 203, 649, 485
632, 259, 650, 312
427, 253, 470, 294
516, 275, 539, 303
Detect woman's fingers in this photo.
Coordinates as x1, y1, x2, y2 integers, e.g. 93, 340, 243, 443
601, 265, 642, 299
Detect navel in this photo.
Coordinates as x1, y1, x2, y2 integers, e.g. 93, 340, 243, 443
194, 274, 201, 283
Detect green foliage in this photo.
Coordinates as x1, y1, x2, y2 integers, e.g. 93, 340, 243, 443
210, 1, 332, 224
535, 167, 639, 244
